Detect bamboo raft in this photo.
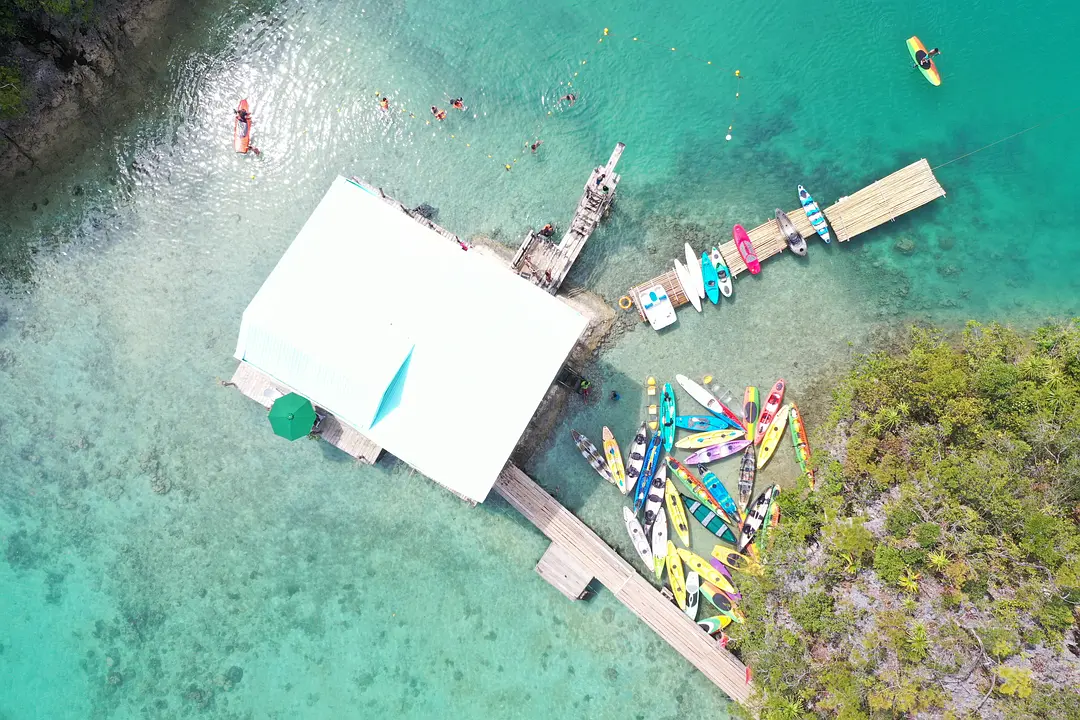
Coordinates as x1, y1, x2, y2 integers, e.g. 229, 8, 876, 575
494, 463, 753, 704
628, 159, 946, 320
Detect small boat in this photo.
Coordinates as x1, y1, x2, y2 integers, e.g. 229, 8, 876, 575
677, 548, 737, 595
673, 259, 702, 312
699, 467, 741, 522
707, 556, 737, 587
646, 377, 659, 432
638, 285, 678, 330
623, 507, 653, 569
674, 428, 744, 450
775, 209, 807, 256
757, 405, 790, 470
710, 545, 762, 576
635, 434, 662, 512
684, 571, 700, 620
700, 252, 720, 305
709, 247, 734, 297
798, 185, 832, 243
737, 444, 756, 515
676, 415, 734, 432
698, 615, 733, 634
701, 583, 745, 623
668, 458, 726, 515
789, 404, 815, 488
684, 243, 706, 300
675, 375, 745, 429
738, 484, 780, 552
233, 99, 253, 153
664, 478, 691, 546
755, 379, 787, 444
683, 497, 738, 545
743, 386, 760, 443
651, 505, 668, 580
733, 224, 761, 274
666, 541, 687, 610
623, 422, 648, 497
756, 492, 782, 550
684, 439, 751, 465
660, 382, 676, 451
907, 35, 942, 86
602, 427, 627, 494
642, 463, 668, 535
572, 430, 612, 483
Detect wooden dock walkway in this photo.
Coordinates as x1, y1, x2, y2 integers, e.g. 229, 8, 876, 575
628, 159, 946, 320
511, 143, 625, 294
494, 463, 753, 704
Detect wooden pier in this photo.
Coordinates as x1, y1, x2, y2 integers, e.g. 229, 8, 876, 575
628, 159, 946, 320
494, 463, 753, 704
511, 143, 625, 293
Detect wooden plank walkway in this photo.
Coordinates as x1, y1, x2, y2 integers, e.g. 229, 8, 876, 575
535, 542, 594, 601
511, 143, 625, 294
229, 361, 383, 463
627, 159, 946, 320
494, 463, 753, 704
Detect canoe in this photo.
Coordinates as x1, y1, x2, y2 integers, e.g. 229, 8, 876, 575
646, 377, 659, 432
907, 35, 941, 86
623, 421, 648, 497
675, 375, 745, 429
737, 444, 756, 515
775, 209, 807, 256
666, 541, 687, 610
701, 583, 745, 623
684, 439, 751, 465
684, 571, 700, 620
664, 478, 691, 546
700, 252, 720, 305
742, 386, 760, 443
738, 484, 780, 552
602, 427, 627, 494
683, 497, 738, 545
756, 405, 790, 470
674, 428, 744, 450
733, 224, 761, 274
710, 545, 762, 576
673, 259, 702, 312
639, 285, 677, 330
676, 415, 734, 432
699, 467, 740, 522
642, 463, 668, 535
636, 434, 662, 512
572, 430, 612, 483
650, 504, 668, 580
698, 615, 733, 634
684, 243, 706, 300
677, 548, 737, 595
233, 99, 252, 153
660, 382, 676, 451
789, 404, 815, 488
755, 379, 786, 444
798, 185, 832, 243
623, 507, 653, 569
709, 247, 734, 297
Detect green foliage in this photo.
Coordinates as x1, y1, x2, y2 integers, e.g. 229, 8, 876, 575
0, 65, 22, 118
872, 544, 907, 585
914, 522, 941, 548
996, 666, 1034, 698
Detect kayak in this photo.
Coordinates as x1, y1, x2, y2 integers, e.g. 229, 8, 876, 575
677, 548, 737, 595
651, 506, 668, 580
700, 583, 745, 623
233, 99, 253, 153
710, 545, 762, 576
602, 426, 627, 494
757, 405, 790, 470
623, 422, 648, 497
636, 434, 663, 512
698, 615, 733, 634
701, 252, 720, 305
685, 243, 706, 300
709, 247, 734, 297
642, 463, 668, 535
738, 484, 780, 552
907, 35, 942, 86
684, 571, 700, 620
798, 185, 832, 243
743, 386, 760, 443
660, 382, 676, 451
755, 379, 786, 443
707, 556, 737, 588
646, 376, 659, 432
673, 259, 702, 312
674, 429, 744, 450
676, 415, 734, 432
699, 467, 740, 522
675, 375, 745, 430
572, 430, 612, 483
789, 404, 816, 488
684, 439, 751, 465
666, 541, 688, 610
775, 209, 807, 256
664, 477, 691, 546
683, 497, 738, 545
623, 507, 654, 569
737, 444, 756, 515
667, 458, 724, 514
733, 224, 761, 274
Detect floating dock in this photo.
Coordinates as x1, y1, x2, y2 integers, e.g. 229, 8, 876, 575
628, 159, 946, 320
495, 463, 753, 704
511, 143, 625, 293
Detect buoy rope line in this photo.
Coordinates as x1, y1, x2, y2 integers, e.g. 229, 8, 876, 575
933, 105, 1080, 170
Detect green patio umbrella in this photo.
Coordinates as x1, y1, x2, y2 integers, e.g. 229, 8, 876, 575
268, 393, 317, 441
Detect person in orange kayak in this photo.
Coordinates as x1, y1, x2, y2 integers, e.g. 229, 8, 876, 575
450, 97, 465, 110
234, 107, 260, 155
431, 106, 447, 120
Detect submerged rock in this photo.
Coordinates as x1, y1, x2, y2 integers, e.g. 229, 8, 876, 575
894, 237, 915, 254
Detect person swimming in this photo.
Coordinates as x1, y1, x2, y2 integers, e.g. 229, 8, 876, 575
450, 97, 465, 110
379, 97, 389, 111
431, 106, 447, 120
559, 93, 576, 107
531, 140, 543, 153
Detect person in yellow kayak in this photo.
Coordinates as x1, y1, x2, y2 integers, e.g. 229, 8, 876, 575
915, 47, 941, 70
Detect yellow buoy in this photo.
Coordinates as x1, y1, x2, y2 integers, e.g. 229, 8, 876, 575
703, 375, 713, 384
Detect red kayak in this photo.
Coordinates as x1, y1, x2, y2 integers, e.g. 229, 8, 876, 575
234, 99, 252, 154
733, 224, 761, 274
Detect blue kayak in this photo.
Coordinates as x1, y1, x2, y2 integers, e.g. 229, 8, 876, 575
635, 434, 662, 512
701, 252, 720, 304
660, 382, 676, 451
798, 185, 831, 243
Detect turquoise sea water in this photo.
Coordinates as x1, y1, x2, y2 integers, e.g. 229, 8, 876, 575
2, 0, 1078, 716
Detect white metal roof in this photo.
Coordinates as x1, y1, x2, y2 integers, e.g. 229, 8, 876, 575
235, 176, 587, 502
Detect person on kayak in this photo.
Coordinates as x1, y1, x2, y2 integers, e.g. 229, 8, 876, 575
234, 107, 260, 155
915, 47, 941, 70
450, 97, 465, 110
430, 106, 447, 120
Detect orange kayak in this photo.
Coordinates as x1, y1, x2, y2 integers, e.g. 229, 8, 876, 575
234, 99, 252, 153
907, 36, 941, 86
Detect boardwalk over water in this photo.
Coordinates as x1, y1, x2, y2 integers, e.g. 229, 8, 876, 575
494, 463, 753, 704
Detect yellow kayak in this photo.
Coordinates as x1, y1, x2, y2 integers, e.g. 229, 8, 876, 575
677, 547, 737, 595
674, 428, 745, 450
666, 541, 687, 610
602, 426, 627, 493
756, 405, 790, 470
664, 479, 691, 546
711, 545, 763, 576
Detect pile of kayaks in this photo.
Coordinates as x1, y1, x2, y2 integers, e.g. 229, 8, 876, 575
640, 186, 832, 331
571, 374, 816, 640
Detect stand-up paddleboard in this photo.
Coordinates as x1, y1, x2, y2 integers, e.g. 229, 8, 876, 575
684, 439, 751, 465
675, 429, 744, 450
775, 209, 807, 256
683, 497, 738, 545
572, 430, 613, 483
660, 382, 677, 451
602, 426, 627, 494
639, 285, 677, 330
676, 415, 734, 432
733, 224, 761, 274
701, 252, 720, 305
623, 507, 654, 569
646, 377, 659, 432
743, 386, 760, 443
673, 259, 702, 312
789, 404, 816, 488
684, 571, 700, 620
234, 99, 253, 153
709, 247, 734, 297
907, 35, 942, 86
666, 541, 688, 609
737, 444, 756, 515
738, 484, 780, 552
642, 463, 668, 535
757, 405, 790, 470
664, 478, 691, 546
651, 505, 668, 579
676, 375, 745, 429
756, 379, 786, 443
623, 422, 648, 497
685, 243, 706, 300
798, 185, 832, 243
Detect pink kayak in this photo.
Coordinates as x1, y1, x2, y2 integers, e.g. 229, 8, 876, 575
684, 439, 751, 465
733, 224, 761, 275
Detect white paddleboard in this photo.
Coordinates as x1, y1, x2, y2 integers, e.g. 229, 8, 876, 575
673, 259, 702, 312
684, 243, 705, 300
684, 571, 700, 620
623, 507, 654, 569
